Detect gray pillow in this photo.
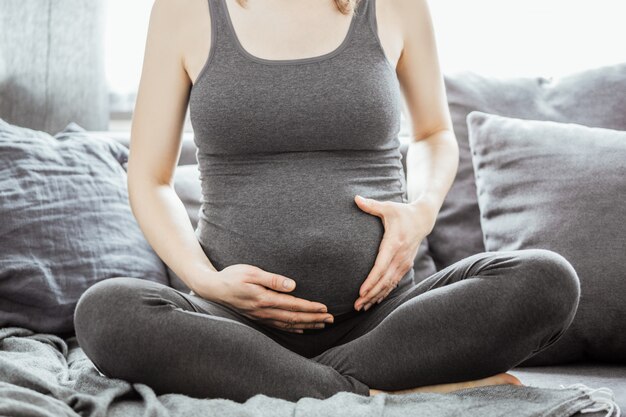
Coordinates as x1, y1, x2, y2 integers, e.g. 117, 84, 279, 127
467, 111, 626, 364
0, 119, 170, 335
428, 62, 626, 271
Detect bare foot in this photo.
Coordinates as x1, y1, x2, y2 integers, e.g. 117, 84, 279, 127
369, 372, 524, 396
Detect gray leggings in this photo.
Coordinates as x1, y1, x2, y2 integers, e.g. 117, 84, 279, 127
73, 248, 580, 403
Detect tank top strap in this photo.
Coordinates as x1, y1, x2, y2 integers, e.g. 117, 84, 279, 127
363, 0, 382, 40
205, 0, 379, 63
356, 0, 387, 45
206, 0, 242, 57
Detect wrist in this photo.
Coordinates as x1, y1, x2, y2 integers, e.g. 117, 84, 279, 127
184, 264, 223, 300
408, 195, 440, 233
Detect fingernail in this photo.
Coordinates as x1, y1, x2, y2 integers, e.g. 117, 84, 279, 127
364, 303, 372, 311
376, 298, 382, 304
324, 316, 334, 323
318, 307, 327, 313
316, 323, 326, 328
283, 279, 294, 289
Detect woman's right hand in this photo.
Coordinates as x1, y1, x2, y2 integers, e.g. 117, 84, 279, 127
191, 264, 334, 333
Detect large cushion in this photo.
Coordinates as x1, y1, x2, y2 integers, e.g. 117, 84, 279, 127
427, 62, 626, 271
0, 119, 169, 335
467, 111, 626, 364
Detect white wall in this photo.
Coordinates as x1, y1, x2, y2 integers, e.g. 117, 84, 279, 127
428, 0, 626, 79
104, 0, 626, 130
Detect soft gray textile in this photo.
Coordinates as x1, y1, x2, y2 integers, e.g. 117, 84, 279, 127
510, 364, 626, 413
0, 119, 169, 334
0, 0, 108, 133
188, 0, 435, 314
0, 327, 619, 417
427, 62, 626, 271
74, 250, 581, 401
165, 161, 436, 292
467, 111, 626, 364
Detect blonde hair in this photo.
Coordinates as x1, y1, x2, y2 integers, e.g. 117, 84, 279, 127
234, 0, 361, 15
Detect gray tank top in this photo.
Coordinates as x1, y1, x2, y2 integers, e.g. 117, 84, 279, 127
189, 0, 414, 319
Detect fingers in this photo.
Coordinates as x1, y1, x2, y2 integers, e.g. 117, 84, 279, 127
378, 285, 396, 303
356, 247, 416, 310
245, 267, 336, 332
259, 291, 329, 314
251, 268, 299, 294
255, 305, 334, 324
365, 249, 409, 303
354, 195, 385, 217
358, 237, 396, 299
245, 266, 329, 312
366, 264, 401, 305
254, 292, 334, 328
359, 265, 400, 310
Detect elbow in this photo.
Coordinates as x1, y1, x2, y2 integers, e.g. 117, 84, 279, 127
126, 156, 172, 191
126, 160, 154, 216
126, 174, 141, 217
422, 128, 460, 174
126, 160, 140, 212
432, 127, 460, 165
445, 129, 460, 165
415, 127, 459, 158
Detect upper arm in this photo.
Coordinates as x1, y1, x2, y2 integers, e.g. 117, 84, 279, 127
128, 0, 192, 189
394, 0, 453, 141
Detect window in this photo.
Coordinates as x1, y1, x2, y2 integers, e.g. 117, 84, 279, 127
105, 0, 626, 134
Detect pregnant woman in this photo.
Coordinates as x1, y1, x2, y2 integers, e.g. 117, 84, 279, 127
74, 0, 581, 403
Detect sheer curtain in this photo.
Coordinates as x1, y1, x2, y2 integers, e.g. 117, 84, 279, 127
105, 0, 626, 132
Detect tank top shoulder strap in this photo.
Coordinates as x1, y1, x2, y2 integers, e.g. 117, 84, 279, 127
206, 0, 241, 57
363, 0, 382, 40
351, 0, 378, 36
355, 0, 388, 45
205, 0, 380, 62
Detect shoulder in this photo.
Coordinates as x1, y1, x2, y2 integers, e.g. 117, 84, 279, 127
147, 0, 211, 69
382, 0, 433, 36
147, 0, 209, 41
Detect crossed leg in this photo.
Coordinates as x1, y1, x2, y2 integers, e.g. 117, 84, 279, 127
73, 275, 370, 403
310, 248, 581, 391
73, 248, 579, 403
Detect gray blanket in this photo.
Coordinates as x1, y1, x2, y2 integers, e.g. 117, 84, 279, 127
0, 327, 619, 417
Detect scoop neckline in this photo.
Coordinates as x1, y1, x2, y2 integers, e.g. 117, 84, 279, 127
220, 0, 359, 66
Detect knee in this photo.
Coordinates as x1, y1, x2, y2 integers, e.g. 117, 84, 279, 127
512, 249, 581, 330
74, 277, 145, 375
74, 277, 142, 336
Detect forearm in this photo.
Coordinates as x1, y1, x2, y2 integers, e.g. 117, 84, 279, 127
128, 180, 221, 297
406, 129, 459, 230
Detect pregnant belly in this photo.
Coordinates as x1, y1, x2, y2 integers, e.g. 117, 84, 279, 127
195, 151, 414, 316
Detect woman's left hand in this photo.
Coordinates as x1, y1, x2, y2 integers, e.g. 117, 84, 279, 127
353, 195, 437, 311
